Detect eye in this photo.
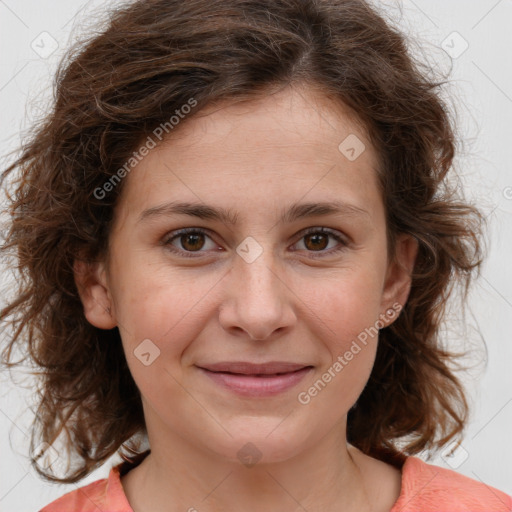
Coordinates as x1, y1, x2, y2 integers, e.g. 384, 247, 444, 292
162, 228, 218, 257
162, 226, 348, 259
291, 227, 348, 258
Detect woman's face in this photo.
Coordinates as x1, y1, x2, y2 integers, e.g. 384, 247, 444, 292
78, 85, 416, 465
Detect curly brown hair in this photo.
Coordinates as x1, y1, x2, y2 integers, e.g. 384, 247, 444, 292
1, 0, 483, 484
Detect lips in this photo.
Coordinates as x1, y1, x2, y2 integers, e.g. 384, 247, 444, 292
197, 361, 311, 375
197, 362, 314, 397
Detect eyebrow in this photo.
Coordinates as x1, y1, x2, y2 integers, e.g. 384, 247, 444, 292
138, 200, 370, 225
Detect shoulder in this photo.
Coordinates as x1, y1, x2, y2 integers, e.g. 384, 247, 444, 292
39, 463, 133, 512
391, 456, 512, 512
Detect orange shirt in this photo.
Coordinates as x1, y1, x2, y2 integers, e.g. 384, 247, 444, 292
40, 455, 512, 512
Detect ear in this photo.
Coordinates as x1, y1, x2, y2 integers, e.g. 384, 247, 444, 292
379, 233, 418, 326
73, 257, 117, 330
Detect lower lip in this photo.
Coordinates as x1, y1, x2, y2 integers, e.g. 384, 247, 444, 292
198, 367, 313, 397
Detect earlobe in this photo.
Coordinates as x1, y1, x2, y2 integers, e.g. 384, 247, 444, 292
73, 258, 117, 330
380, 234, 418, 326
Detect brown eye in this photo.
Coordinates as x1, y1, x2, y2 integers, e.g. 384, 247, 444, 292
303, 232, 330, 251
293, 227, 348, 258
163, 228, 218, 257
162, 227, 348, 259
180, 232, 206, 251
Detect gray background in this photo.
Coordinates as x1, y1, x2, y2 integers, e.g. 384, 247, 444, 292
1, 0, 511, 510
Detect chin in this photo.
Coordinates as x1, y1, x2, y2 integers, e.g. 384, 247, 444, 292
208, 422, 309, 467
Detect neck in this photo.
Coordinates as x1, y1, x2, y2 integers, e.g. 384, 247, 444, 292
121, 417, 384, 512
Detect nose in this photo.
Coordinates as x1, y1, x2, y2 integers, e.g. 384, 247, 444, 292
218, 250, 296, 341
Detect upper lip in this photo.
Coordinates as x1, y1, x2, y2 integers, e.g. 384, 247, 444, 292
197, 362, 312, 375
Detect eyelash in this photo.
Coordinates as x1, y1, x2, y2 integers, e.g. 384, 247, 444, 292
162, 227, 349, 259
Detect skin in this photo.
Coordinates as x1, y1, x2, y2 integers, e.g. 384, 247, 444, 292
75, 84, 418, 512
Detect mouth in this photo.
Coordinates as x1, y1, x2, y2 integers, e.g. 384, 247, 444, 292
196, 362, 314, 397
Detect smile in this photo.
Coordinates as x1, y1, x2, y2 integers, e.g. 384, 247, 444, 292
197, 365, 314, 397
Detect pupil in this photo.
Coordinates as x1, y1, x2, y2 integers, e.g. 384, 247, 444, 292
183, 233, 203, 251
307, 233, 327, 250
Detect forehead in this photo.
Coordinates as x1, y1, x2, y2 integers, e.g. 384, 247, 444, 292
167, 85, 372, 157
115, 85, 382, 225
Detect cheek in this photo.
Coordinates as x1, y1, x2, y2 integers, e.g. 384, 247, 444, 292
295, 266, 384, 399
295, 281, 382, 415
110, 242, 187, 326
300, 266, 384, 344
109, 260, 220, 363
318, 290, 379, 385
112, 272, 210, 409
